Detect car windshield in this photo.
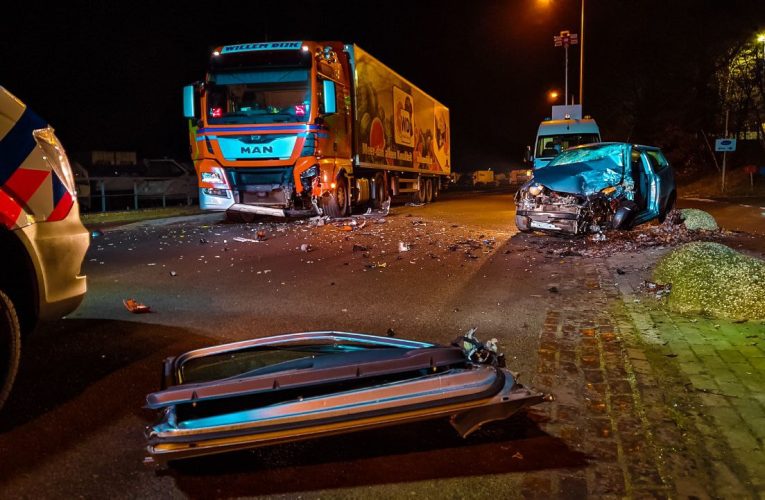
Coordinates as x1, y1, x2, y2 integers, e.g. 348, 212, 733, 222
179, 341, 391, 384
535, 133, 600, 158
543, 143, 626, 171
206, 68, 311, 125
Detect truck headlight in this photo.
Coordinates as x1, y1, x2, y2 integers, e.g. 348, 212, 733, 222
201, 171, 224, 184
300, 165, 320, 180
33, 127, 75, 195
300, 165, 320, 191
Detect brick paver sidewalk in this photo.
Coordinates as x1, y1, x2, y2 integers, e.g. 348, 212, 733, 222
524, 255, 761, 497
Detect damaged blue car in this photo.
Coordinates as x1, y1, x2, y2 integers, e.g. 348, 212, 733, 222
515, 142, 676, 235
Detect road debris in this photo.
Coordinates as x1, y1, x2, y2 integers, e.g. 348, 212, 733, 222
398, 242, 410, 252
123, 298, 151, 314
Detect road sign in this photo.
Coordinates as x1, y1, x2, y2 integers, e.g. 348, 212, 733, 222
715, 138, 736, 152
743, 164, 757, 175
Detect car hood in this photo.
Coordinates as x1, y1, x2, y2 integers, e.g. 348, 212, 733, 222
532, 160, 624, 196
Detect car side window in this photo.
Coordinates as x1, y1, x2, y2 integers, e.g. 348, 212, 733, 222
644, 150, 669, 173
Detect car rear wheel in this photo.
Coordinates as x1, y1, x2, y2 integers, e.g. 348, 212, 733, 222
0, 290, 21, 411
658, 191, 676, 223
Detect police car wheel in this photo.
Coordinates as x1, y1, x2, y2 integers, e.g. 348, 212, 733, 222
0, 290, 21, 412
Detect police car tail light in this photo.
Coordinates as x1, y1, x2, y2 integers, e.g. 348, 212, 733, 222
33, 127, 76, 195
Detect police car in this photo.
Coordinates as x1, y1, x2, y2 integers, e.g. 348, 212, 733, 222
0, 87, 89, 410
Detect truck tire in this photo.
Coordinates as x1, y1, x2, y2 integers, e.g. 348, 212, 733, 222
321, 175, 349, 218
424, 178, 433, 203
372, 173, 388, 209
413, 177, 427, 204
0, 290, 21, 411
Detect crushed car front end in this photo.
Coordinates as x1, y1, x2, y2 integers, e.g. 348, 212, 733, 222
514, 143, 640, 235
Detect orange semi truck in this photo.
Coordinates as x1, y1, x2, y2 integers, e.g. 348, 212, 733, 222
183, 41, 450, 219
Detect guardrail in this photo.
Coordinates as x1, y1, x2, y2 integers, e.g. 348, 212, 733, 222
82, 177, 196, 212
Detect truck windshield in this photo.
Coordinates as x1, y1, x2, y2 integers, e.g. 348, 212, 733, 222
206, 68, 311, 125
535, 133, 600, 158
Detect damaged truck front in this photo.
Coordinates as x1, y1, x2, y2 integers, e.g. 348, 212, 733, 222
184, 41, 450, 220
515, 143, 676, 235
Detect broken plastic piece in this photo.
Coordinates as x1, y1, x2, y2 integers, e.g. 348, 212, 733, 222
123, 298, 151, 314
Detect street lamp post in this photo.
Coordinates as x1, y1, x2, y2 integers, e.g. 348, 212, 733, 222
554, 30, 578, 105
579, 0, 585, 107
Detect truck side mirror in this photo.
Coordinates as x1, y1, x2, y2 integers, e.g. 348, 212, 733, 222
183, 85, 196, 119
322, 80, 337, 114
524, 145, 532, 163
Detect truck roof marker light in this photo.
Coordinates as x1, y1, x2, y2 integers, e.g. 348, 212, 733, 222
212, 50, 220, 57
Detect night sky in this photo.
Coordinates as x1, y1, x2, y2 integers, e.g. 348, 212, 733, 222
2, 1, 763, 170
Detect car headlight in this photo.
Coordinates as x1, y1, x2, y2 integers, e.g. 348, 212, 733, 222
528, 183, 544, 196
33, 127, 75, 194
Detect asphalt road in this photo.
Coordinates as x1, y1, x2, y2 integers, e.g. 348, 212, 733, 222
1, 188, 760, 498
0, 188, 559, 498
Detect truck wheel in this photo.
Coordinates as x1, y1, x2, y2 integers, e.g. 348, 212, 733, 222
372, 173, 388, 209
0, 290, 21, 411
321, 175, 349, 218
413, 177, 427, 204
424, 178, 434, 203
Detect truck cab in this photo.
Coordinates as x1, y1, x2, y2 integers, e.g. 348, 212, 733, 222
0, 87, 89, 410
530, 105, 601, 169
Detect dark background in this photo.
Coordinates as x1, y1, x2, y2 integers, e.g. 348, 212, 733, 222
1, 0, 763, 171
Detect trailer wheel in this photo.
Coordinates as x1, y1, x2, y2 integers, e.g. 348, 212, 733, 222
321, 175, 349, 218
424, 178, 434, 203
0, 290, 21, 412
413, 177, 427, 204
372, 173, 388, 209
